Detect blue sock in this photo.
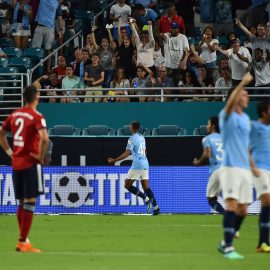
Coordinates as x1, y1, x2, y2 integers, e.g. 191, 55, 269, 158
234, 215, 245, 233
258, 206, 270, 247
127, 186, 146, 200
145, 188, 157, 207
223, 211, 236, 248
208, 197, 225, 214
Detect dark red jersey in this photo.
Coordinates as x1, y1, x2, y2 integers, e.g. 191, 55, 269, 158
2, 107, 47, 170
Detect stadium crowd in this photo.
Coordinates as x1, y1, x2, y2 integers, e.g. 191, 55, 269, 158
0, 0, 270, 102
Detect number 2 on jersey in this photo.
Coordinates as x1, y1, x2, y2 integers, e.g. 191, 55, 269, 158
14, 118, 24, 147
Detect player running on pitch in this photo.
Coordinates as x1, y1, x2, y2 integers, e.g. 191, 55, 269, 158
0, 84, 49, 253
217, 73, 254, 260
193, 116, 225, 215
250, 100, 270, 252
108, 121, 160, 215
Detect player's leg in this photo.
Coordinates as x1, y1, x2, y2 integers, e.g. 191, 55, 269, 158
125, 174, 147, 201
234, 203, 248, 238
207, 197, 225, 214
257, 193, 270, 252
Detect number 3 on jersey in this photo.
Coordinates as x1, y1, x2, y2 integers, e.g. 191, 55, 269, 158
215, 142, 223, 161
14, 117, 25, 147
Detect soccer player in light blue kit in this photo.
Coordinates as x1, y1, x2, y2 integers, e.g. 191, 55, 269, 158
250, 100, 270, 252
217, 73, 254, 260
193, 116, 225, 215
108, 121, 160, 215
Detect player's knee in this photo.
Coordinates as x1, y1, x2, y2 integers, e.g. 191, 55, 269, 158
124, 181, 131, 190
207, 197, 218, 203
261, 194, 270, 206
237, 206, 248, 217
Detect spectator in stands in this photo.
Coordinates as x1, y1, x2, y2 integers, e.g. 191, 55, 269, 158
198, 26, 219, 73
252, 47, 270, 95
34, 71, 60, 103
198, 64, 214, 87
158, 2, 185, 34
32, 0, 63, 73
180, 43, 205, 80
133, 3, 158, 29
235, 19, 270, 55
109, 0, 132, 40
216, 38, 252, 86
214, 0, 233, 36
161, 21, 189, 84
98, 27, 117, 89
52, 55, 67, 85
84, 53, 104, 103
116, 18, 136, 80
150, 66, 175, 102
85, 29, 99, 59
225, 31, 236, 49
153, 38, 165, 69
0, 47, 7, 57
61, 64, 84, 103
214, 66, 232, 99
0, 8, 12, 38
131, 64, 153, 102
212, 56, 229, 81
74, 48, 91, 81
104, 67, 130, 103
129, 0, 157, 9
130, 20, 155, 68
12, 0, 32, 49
177, 70, 201, 102
176, 0, 195, 36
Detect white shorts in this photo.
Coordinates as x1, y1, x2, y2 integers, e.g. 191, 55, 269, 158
219, 167, 253, 204
12, 23, 31, 37
206, 169, 221, 198
32, 25, 55, 50
252, 168, 270, 199
126, 169, 149, 180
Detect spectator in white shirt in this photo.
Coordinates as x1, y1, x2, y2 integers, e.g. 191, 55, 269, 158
161, 21, 189, 84
109, 0, 132, 41
216, 38, 252, 86
252, 47, 270, 98
215, 66, 232, 99
130, 20, 155, 68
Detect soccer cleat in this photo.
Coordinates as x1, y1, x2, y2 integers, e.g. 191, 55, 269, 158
257, 243, 270, 253
16, 242, 41, 253
234, 231, 240, 239
224, 251, 244, 260
146, 198, 153, 213
217, 240, 226, 254
153, 207, 160, 216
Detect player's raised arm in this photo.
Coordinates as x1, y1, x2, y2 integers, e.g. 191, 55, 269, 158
108, 149, 131, 165
0, 126, 13, 158
224, 73, 253, 115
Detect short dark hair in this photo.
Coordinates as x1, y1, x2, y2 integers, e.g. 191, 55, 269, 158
92, 53, 100, 58
81, 47, 90, 54
65, 64, 74, 69
23, 85, 38, 104
134, 3, 145, 10
166, 1, 176, 8
210, 116, 220, 133
257, 100, 270, 118
254, 47, 263, 54
131, 121, 140, 131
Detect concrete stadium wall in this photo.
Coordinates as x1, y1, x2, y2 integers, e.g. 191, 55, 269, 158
38, 102, 258, 134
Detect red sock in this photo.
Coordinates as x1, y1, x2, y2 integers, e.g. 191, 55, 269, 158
17, 205, 24, 240
20, 210, 34, 242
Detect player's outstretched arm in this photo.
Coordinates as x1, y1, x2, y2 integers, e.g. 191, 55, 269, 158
0, 127, 13, 158
224, 72, 253, 115
193, 147, 210, 166
108, 150, 131, 165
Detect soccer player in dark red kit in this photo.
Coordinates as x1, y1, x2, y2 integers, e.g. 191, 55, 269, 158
0, 84, 49, 253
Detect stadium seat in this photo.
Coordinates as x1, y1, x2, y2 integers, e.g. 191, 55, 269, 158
0, 66, 19, 74
82, 125, 115, 136
3, 47, 23, 58
0, 38, 14, 48
193, 125, 208, 136
117, 125, 151, 136
48, 125, 81, 136
218, 35, 228, 46
8, 57, 32, 73
74, 9, 94, 20
0, 57, 8, 67
195, 27, 202, 37
152, 125, 187, 136
23, 48, 44, 61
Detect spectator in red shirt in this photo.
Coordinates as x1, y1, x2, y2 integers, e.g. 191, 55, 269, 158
52, 55, 67, 85
157, 2, 185, 34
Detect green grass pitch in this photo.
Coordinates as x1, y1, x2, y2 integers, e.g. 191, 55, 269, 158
0, 215, 269, 270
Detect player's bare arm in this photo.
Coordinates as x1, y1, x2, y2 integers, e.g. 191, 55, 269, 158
193, 147, 210, 166
0, 127, 13, 157
225, 73, 253, 115
30, 129, 49, 164
108, 150, 131, 164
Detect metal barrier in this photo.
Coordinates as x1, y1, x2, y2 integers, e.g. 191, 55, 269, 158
0, 73, 27, 123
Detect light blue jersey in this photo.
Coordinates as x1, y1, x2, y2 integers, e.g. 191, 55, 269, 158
250, 120, 270, 171
219, 109, 251, 169
202, 133, 223, 175
126, 133, 149, 170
